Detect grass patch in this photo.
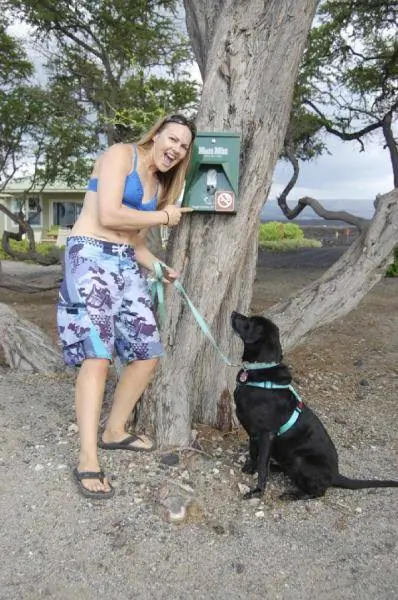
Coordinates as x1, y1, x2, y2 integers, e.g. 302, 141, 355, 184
0, 239, 58, 261
260, 238, 322, 251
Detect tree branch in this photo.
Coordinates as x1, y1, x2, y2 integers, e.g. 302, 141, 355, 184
382, 111, 398, 188
297, 196, 369, 231
304, 99, 383, 143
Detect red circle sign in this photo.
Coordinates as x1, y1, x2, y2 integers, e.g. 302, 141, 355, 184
215, 191, 235, 211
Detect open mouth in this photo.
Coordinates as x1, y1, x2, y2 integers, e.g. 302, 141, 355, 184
163, 152, 176, 168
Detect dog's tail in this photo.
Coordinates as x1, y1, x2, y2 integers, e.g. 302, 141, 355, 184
333, 474, 398, 489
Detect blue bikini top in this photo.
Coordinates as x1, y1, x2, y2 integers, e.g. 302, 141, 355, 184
87, 144, 158, 211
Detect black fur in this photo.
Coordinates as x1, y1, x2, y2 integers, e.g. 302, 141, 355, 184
231, 311, 398, 500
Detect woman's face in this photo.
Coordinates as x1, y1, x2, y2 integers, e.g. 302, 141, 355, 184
152, 123, 193, 172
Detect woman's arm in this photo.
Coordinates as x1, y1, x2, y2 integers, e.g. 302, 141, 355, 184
97, 144, 169, 230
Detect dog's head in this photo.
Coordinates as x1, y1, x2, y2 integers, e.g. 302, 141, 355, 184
231, 311, 283, 364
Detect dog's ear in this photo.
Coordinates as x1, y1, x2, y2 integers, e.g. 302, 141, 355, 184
268, 328, 283, 362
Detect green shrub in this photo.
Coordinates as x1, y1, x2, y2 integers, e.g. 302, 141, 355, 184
259, 221, 319, 250
0, 238, 56, 260
259, 221, 304, 244
386, 247, 398, 277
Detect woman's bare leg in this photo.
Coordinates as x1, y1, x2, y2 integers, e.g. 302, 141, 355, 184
102, 358, 159, 448
75, 358, 112, 492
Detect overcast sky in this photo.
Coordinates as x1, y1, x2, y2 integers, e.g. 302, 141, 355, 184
270, 135, 393, 201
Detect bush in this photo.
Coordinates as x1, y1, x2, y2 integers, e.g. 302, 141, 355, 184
386, 247, 398, 277
0, 238, 56, 261
46, 225, 60, 237
259, 221, 320, 251
259, 221, 304, 243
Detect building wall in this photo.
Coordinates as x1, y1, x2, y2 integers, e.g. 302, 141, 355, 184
0, 192, 85, 237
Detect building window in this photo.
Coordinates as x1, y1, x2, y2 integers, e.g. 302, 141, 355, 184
27, 196, 41, 226
10, 196, 42, 226
53, 202, 83, 228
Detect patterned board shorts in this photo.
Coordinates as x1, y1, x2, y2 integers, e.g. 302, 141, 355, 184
57, 236, 164, 367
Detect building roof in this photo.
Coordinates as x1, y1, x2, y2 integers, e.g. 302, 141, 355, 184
1, 176, 86, 194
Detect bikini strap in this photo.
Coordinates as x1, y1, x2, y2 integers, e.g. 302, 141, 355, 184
133, 144, 138, 171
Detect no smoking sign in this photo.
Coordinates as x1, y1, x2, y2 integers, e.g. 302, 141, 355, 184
215, 190, 235, 212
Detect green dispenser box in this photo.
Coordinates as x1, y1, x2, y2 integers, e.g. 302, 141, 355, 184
182, 131, 241, 213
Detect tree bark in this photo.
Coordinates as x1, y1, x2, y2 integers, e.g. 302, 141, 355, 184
0, 302, 64, 372
141, 0, 319, 447
267, 189, 398, 350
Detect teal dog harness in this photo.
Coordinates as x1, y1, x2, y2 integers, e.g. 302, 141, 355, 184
236, 368, 304, 436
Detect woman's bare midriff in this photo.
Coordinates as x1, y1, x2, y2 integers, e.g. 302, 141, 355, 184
70, 191, 141, 246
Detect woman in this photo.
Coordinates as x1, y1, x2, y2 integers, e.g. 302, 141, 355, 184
57, 114, 196, 499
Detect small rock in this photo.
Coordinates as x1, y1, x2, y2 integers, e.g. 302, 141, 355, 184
212, 524, 226, 535
247, 498, 261, 506
238, 483, 250, 495
232, 562, 245, 574
255, 510, 265, 518
248, 498, 260, 507
68, 423, 79, 434
34, 464, 44, 471
160, 452, 180, 467
359, 379, 370, 387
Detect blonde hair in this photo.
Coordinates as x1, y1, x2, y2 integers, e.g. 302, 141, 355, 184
136, 114, 196, 210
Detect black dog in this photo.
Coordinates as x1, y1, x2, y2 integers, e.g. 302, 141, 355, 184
231, 311, 398, 500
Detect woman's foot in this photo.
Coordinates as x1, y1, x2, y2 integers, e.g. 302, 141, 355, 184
74, 460, 113, 498
99, 430, 156, 452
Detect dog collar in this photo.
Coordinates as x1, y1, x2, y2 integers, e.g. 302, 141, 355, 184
242, 361, 279, 370
237, 381, 304, 436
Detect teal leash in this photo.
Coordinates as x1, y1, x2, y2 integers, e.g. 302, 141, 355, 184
150, 262, 281, 371
151, 261, 238, 366
173, 278, 238, 366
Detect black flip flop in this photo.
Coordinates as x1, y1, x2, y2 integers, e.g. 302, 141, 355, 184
98, 433, 156, 452
72, 467, 115, 500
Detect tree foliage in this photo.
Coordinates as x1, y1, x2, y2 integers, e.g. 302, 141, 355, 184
0, 15, 97, 191
5, 0, 199, 145
0, 1, 198, 267
277, 0, 398, 220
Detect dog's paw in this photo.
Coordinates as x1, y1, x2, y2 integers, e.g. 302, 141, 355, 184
241, 461, 257, 475
243, 487, 264, 500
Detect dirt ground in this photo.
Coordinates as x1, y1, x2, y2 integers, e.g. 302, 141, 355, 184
0, 245, 397, 600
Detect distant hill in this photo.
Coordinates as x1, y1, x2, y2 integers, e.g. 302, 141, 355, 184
261, 198, 375, 225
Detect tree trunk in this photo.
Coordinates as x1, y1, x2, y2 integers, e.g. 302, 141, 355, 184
141, 0, 319, 447
0, 302, 64, 372
267, 189, 398, 350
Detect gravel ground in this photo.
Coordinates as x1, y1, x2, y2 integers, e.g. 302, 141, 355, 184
0, 249, 397, 600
